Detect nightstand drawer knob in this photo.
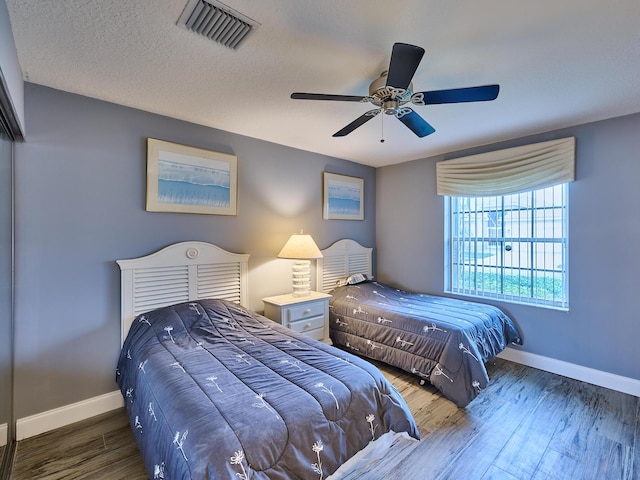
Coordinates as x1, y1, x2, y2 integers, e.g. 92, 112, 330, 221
303, 309, 311, 315
303, 323, 312, 330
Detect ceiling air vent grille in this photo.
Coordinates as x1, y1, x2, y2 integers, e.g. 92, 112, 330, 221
177, 0, 258, 49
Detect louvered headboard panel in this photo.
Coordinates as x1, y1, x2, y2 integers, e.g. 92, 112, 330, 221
316, 239, 373, 293
197, 263, 243, 304
117, 242, 249, 344
132, 266, 190, 316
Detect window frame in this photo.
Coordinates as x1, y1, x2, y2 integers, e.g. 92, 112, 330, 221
444, 184, 569, 310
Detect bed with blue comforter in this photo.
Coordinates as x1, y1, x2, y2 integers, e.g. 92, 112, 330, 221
329, 280, 522, 407
117, 298, 418, 480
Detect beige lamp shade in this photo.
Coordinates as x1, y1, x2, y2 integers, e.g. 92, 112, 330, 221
277, 234, 323, 260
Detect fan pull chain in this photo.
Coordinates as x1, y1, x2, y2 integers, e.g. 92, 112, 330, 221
380, 113, 385, 143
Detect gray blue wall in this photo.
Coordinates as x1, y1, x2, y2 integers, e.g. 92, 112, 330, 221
14, 83, 375, 418
377, 113, 640, 381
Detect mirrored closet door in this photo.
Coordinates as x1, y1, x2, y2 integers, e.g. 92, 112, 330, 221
0, 101, 15, 479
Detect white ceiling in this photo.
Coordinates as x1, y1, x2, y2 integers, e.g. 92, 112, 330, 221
5, 0, 640, 167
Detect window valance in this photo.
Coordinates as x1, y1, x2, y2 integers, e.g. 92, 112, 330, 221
436, 137, 575, 196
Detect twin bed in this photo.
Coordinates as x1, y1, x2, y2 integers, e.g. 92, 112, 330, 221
116, 239, 520, 479
116, 242, 418, 479
316, 239, 522, 408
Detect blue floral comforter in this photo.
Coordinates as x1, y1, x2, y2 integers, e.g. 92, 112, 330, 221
117, 299, 418, 479
329, 282, 522, 407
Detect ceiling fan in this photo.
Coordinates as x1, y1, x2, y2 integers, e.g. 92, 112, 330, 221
291, 43, 499, 139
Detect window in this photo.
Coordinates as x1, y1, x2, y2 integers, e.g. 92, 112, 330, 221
445, 184, 568, 309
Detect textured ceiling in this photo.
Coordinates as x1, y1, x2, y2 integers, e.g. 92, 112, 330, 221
5, 0, 640, 167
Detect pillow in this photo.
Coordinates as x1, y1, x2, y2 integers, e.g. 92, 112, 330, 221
335, 273, 374, 287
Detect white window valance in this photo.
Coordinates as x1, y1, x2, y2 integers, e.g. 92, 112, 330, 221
436, 137, 575, 196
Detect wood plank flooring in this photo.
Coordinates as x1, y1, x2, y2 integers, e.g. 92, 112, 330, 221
10, 358, 640, 479
11, 406, 147, 480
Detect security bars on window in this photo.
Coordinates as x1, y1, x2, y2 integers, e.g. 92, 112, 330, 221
445, 184, 568, 309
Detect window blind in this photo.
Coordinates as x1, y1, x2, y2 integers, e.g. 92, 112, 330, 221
436, 137, 575, 196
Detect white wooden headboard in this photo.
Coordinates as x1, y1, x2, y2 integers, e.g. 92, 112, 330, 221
117, 241, 249, 344
316, 239, 373, 293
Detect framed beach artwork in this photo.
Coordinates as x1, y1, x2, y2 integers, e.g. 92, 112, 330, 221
323, 172, 364, 220
146, 138, 237, 215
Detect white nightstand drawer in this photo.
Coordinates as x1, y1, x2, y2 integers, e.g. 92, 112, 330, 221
289, 315, 325, 334
287, 303, 325, 322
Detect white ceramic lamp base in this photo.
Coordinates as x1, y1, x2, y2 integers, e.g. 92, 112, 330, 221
291, 259, 311, 297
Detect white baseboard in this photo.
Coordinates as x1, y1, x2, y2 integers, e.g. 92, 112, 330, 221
0, 423, 6, 447
498, 347, 640, 398
16, 390, 124, 441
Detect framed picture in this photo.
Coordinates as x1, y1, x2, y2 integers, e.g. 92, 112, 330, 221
146, 138, 237, 215
323, 172, 364, 220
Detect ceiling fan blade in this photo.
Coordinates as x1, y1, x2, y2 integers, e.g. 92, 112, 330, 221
333, 109, 380, 137
413, 84, 500, 105
291, 92, 366, 102
385, 43, 425, 90
396, 109, 435, 138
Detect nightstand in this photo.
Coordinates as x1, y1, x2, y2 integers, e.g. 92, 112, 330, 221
262, 291, 331, 342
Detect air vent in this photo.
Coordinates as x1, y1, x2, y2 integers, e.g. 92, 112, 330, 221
177, 0, 258, 49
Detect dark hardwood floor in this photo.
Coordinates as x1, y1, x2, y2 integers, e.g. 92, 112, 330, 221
11, 358, 640, 479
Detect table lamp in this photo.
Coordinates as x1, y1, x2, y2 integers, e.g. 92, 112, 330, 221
277, 231, 323, 297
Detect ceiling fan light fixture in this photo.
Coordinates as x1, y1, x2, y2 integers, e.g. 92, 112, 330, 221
383, 100, 398, 115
